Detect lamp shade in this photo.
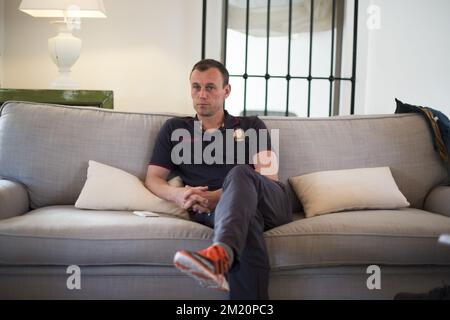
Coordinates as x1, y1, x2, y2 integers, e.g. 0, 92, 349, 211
19, 0, 107, 18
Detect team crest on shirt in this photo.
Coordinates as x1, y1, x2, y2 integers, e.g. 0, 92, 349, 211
233, 128, 245, 142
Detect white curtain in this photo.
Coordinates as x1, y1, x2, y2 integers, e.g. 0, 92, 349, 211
228, 0, 333, 37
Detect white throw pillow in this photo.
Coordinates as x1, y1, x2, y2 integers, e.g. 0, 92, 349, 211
75, 160, 189, 219
289, 167, 410, 218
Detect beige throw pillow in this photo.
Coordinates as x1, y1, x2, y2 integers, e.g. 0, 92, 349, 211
289, 167, 410, 218
75, 160, 189, 219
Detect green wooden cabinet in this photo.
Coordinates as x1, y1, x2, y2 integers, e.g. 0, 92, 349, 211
0, 88, 114, 109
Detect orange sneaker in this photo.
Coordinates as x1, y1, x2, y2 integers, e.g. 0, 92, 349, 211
174, 244, 231, 292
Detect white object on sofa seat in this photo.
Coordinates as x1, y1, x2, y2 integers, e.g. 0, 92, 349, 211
133, 211, 160, 217
289, 166, 410, 218
439, 234, 450, 245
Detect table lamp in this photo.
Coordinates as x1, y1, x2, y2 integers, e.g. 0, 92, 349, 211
19, 0, 107, 89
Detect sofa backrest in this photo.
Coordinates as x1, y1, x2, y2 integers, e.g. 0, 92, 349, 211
0, 102, 448, 210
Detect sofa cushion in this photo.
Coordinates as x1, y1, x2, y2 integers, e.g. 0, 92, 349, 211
75, 160, 189, 219
265, 208, 450, 269
0, 206, 213, 266
289, 167, 410, 217
1, 206, 449, 268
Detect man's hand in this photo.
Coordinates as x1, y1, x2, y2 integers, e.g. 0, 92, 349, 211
170, 186, 207, 210
183, 186, 222, 214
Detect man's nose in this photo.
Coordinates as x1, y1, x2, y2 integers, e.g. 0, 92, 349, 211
199, 88, 208, 98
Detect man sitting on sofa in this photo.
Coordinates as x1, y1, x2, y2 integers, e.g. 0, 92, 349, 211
145, 59, 292, 300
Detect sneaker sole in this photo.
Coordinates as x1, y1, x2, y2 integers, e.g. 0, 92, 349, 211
174, 250, 230, 292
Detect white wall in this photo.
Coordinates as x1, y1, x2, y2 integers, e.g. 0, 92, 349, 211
357, 0, 450, 116
2, 0, 213, 114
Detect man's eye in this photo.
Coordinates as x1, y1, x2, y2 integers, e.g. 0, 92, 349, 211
206, 86, 215, 91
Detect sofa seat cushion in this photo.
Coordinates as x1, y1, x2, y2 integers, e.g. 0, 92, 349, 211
2, 206, 450, 269
0, 206, 213, 266
266, 208, 450, 269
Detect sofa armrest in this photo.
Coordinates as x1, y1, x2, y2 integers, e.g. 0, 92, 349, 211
0, 179, 29, 220
424, 186, 450, 217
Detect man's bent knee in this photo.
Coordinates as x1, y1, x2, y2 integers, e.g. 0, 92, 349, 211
223, 165, 257, 186
226, 165, 255, 179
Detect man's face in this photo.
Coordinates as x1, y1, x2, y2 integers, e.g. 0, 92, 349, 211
190, 68, 231, 117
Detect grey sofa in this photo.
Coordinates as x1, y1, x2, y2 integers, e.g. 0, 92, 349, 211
0, 101, 449, 300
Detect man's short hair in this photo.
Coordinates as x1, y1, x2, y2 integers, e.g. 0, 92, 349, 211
190, 59, 229, 87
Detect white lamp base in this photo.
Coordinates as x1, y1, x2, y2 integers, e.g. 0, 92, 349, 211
48, 21, 81, 90
50, 71, 80, 89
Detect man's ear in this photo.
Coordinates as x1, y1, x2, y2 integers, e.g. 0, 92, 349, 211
224, 84, 231, 99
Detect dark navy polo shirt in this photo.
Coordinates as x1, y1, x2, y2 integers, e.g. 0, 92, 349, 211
149, 110, 271, 190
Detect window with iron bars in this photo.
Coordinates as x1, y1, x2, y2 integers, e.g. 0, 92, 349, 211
201, 0, 359, 117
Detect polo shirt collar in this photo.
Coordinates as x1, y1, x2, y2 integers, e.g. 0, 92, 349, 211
223, 110, 240, 129
190, 110, 240, 130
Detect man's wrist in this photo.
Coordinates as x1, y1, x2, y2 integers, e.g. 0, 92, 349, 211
213, 188, 223, 198
167, 186, 184, 203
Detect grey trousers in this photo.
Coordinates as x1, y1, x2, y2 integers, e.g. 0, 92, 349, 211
190, 165, 293, 300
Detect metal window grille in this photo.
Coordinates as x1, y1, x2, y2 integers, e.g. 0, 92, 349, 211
201, 0, 359, 117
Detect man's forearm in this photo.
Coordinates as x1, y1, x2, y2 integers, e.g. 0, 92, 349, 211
145, 176, 181, 203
